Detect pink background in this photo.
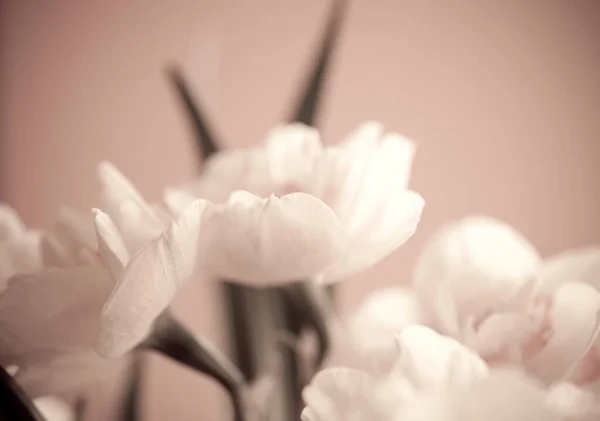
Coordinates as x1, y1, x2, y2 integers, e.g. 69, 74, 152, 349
1, 1, 599, 419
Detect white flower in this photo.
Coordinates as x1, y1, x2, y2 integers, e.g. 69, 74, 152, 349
399, 368, 561, 421
94, 201, 204, 357
546, 382, 600, 421
391, 325, 489, 393
167, 122, 424, 284
0, 205, 42, 289
0, 163, 206, 395
413, 216, 541, 338
195, 190, 347, 285
411, 215, 600, 391
301, 367, 397, 421
34, 396, 74, 421
540, 246, 600, 292
0, 265, 116, 396
346, 287, 423, 373
303, 326, 558, 421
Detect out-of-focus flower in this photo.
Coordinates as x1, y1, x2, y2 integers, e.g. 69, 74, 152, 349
0, 163, 207, 395
0, 205, 42, 289
303, 326, 561, 421
411, 216, 600, 385
413, 216, 541, 339
34, 396, 74, 421
0, 265, 116, 396
167, 122, 424, 285
301, 367, 395, 421
399, 368, 561, 421
391, 325, 489, 392
540, 246, 600, 292
346, 287, 422, 373
546, 381, 600, 421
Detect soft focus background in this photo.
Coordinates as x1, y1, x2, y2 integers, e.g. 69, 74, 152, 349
1, 0, 599, 419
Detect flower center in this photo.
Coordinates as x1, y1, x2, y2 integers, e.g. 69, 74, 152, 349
521, 295, 554, 358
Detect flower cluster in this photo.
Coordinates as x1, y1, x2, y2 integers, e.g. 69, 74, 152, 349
0, 121, 424, 420
324, 216, 600, 421
4, 118, 598, 421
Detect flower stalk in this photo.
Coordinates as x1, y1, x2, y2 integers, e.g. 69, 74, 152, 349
142, 311, 247, 421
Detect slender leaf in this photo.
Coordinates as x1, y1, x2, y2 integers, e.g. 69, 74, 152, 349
289, 0, 348, 126
166, 65, 222, 160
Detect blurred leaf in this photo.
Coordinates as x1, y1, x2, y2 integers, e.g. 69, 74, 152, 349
166, 66, 222, 161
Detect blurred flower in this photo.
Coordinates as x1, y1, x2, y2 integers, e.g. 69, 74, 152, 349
0, 205, 42, 289
304, 326, 570, 421
413, 216, 541, 338
34, 396, 74, 421
540, 246, 600, 292
0, 265, 117, 396
167, 121, 424, 284
301, 367, 395, 421
0, 163, 207, 395
346, 287, 422, 373
546, 381, 600, 421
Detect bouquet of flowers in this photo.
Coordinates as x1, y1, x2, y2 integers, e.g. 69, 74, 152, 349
1, 1, 599, 420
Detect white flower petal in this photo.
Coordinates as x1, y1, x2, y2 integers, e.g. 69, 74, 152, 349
451, 368, 561, 421
541, 246, 600, 292
93, 209, 130, 280
265, 123, 322, 186
348, 287, 422, 373
164, 188, 198, 215
546, 382, 600, 421
413, 216, 540, 331
393, 325, 489, 389
117, 200, 165, 253
302, 367, 386, 421
204, 192, 346, 285
0, 266, 111, 369
97, 200, 207, 358
526, 282, 600, 383
321, 190, 424, 283
97, 162, 165, 252
97, 161, 147, 212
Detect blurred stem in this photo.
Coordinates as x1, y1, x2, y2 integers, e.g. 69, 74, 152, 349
74, 395, 87, 421
0, 367, 45, 421
283, 281, 333, 369
120, 356, 143, 421
223, 283, 301, 421
144, 311, 247, 421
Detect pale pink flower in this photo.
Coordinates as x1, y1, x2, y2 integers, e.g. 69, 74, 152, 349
346, 287, 423, 374
413, 216, 541, 338
304, 326, 560, 421
412, 216, 600, 391
167, 122, 424, 284
301, 367, 398, 421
